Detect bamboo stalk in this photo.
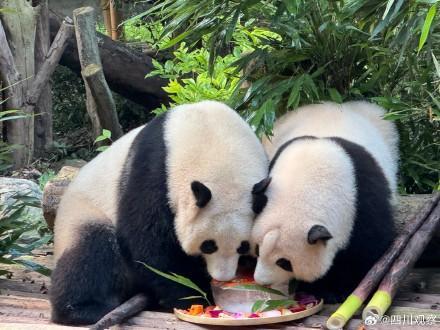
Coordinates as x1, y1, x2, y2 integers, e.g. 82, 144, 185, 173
109, 0, 121, 40
362, 200, 440, 320
90, 293, 149, 330
100, 0, 112, 37
326, 193, 440, 330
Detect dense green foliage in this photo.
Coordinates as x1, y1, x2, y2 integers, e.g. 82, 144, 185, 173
0, 110, 26, 172
130, 0, 439, 193
0, 192, 52, 276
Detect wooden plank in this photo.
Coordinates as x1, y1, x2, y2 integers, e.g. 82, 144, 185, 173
0, 323, 87, 329
395, 292, 440, 305
398, 268, 440, 294
0, 295, 49, 310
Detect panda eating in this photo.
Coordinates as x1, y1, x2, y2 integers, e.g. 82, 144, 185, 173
251, 101, 398, 303
50, 101, 269, 325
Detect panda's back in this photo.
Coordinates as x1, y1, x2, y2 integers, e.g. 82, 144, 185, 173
265, 102, 398, 192
54, 126, 144, 258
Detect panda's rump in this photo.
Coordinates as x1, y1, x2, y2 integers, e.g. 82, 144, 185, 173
50, 222, 129, 324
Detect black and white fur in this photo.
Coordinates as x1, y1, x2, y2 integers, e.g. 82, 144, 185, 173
50, 101, 268, 325
252, 101, 398, 303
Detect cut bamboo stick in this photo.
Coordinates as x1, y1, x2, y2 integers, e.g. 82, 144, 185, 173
362, 200, 440, 320
326, 193, 440, 330
90, 293, 149, 330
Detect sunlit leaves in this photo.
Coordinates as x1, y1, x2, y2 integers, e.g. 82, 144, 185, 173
418, 4, 437, 52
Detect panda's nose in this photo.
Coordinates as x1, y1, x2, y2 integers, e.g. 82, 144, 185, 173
206, 255, 239, 282
253, 261, 273, 285
211, 270, 235, 282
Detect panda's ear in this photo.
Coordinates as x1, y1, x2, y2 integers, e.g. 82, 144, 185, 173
252, 177, 271, 214
252, 177, 272, 195
307, 225, 333, 244
191, 181, 212, 208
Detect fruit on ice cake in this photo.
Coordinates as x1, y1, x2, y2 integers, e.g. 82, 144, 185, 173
177, 277, 319, 319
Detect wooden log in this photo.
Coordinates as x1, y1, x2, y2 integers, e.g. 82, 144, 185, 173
82, 63, 123, 139
0, 6, 30, 167
26, 17, 74, 111
72, 6, 102, 139
363, 200, 440, 319
73, 6, 123, 140
49, 11, 169, 109
33, 0, 53, 156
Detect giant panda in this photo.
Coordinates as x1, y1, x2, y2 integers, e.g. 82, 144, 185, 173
50, 101, 269, 325
251, 101, 398, 303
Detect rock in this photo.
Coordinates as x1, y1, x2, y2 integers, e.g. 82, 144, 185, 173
62, 158, 87, 168
0, 178, 43, 221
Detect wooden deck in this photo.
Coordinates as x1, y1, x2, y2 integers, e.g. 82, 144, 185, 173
1, 246, 439, 329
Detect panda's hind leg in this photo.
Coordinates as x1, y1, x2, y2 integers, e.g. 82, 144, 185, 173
50, 222, 129, 325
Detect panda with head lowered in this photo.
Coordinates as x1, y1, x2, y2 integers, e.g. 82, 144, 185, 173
251, 101, 398, 303
50, 101, 269, 325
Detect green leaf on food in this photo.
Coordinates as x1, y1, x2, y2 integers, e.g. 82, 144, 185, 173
252, 299, 297, 313
179, 295, 205, 300
223, 283, 287, 297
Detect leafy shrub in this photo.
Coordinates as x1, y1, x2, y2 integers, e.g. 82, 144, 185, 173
133, 0, 440, 193
147, 43, 241, 105
38, 170, 56, 190
0, 191, 52, 277
0, 110, 27, 174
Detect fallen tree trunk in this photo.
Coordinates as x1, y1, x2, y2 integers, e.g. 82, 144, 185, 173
49, 11, 169, 110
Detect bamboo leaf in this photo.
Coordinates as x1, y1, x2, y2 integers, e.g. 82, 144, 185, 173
383, 0, 396, 19
102, 129, 112, 139
287, 76, 304, 109
95, 146, 109, 152
225, 7, 241, 44
251, 300, 268, 313
418, 4, 437, 52
160, 30, 191, 50
260, 299, 297, 312
138, 262, 211, 305
329, 88, 343, 103
14, 260, 51, 276
179, 295, 205, 300
432, 52, 440, 79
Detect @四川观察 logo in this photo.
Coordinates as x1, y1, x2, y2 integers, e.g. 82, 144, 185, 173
364, 315, 379, 325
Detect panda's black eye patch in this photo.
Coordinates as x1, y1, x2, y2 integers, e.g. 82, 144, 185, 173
255, 244, 259, 257
237, 241, 250, 254
200, 240, 218, 254
276, 258, 293, 272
